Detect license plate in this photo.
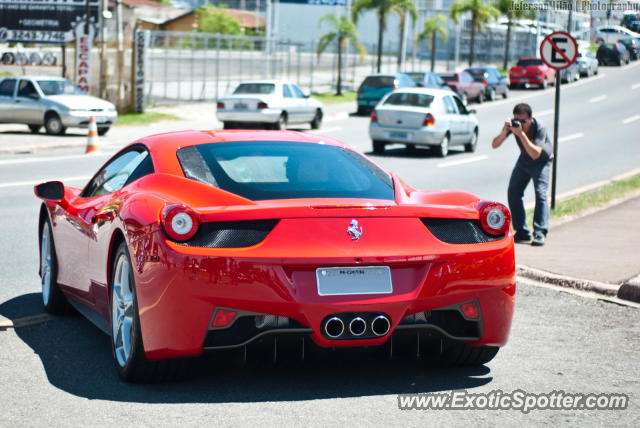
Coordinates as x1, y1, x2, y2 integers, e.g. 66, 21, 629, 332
234, 103, 248, 110
520, 78, 528, 82
95, 116, 106, 123
316, 266, 393, 296
388, 131, 409, 140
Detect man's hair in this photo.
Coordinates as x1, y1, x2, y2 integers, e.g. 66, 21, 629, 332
513, 103, 532, 118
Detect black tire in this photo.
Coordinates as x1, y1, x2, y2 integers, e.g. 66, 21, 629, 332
310, 109, 322, 130
464, 129, 478, 153
372, 140, 385, 154
476, 92, 484, 104
44, 113, 66, 135
40, 217, 69, 315
437, 341, 500, 367
110, 242, 186, 383
222, 121, 232, 129
437, 134, 449, 157
273, 113, 287, 130
541, 79, 548, 90
29, 125, 41, 134
502, 86, 509, 99
97, 127, 110, 136
488, 88, 495, 101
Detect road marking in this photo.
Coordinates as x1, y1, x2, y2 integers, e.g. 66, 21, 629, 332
622, 115, 640, 124
558, 133, 584, 143
0, 175, 91, 188
589, 95, 607, 103
537, 109, 554, 117
631, 83, 640, 90
0, 313, 55, 331
0, 152, 111, 166
437, 155, 488, 168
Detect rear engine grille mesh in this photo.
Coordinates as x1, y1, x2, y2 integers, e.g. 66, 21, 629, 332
178, 219, 279, 248
421, 218, 504, 244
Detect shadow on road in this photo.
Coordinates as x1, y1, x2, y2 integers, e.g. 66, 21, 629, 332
1, 293, 494, 403
366, 147, 469, 159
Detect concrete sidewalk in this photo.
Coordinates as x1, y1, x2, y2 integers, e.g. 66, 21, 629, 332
516, 193, 640, 303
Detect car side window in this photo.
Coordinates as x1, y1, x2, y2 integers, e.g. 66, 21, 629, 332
0, 79, 16, 97
82, 149, 152, 197
17, 80, 37, 98
443, 96, 458, 114
452, 96, 468, 114
282, 84, 293, 98
291, 84, 305, 98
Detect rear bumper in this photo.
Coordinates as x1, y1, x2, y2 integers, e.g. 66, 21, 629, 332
216, 109, 281, 124
61, 111, 117, 128
509, 77, 545, 85
131, 227, 516, 360
369, 122, 444, 146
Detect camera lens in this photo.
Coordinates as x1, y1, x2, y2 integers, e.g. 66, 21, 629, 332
511, 119, 520, 127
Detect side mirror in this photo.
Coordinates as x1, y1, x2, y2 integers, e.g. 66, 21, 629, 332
34, 181, 64, 202
28, 93, 40, 100
468, 109, 477, 114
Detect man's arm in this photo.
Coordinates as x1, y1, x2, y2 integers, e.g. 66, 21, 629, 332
492, 118, 512, 149
512, 125, 543, 160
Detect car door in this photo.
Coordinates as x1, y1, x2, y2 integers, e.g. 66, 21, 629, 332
452, 94, 472, 141
290, 83, 314, 122
281, 83, 299, 123
14, 79, 44, 124
442, 95, 463, 143
0, 78, 17, 122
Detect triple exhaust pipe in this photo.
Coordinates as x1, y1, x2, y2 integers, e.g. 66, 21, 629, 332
324, 314, 391, 339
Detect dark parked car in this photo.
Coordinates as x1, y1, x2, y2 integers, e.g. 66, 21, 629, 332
464, 66, 509, 101
597, 42, 631, 65
617, 38, 640, 60
404, 71, 451, 90
356, 73, 416, 115
438, 71, 485, 104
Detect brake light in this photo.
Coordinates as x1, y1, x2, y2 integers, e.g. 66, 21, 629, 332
460, 301, 480, 320
478, 201, 511, 236
483, 79, 488, 86
257, 101, 268, 109
212, 308, 237, 328
423, 113, 435, 126
370, 109, 378, 123
216, 102, 224, 110
162, 204, 199, 241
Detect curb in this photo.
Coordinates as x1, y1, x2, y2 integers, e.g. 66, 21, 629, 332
517, 265, 640, 304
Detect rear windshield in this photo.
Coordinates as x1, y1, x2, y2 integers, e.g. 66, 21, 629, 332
176, 142, 394, 201
439, 74, 458, 82
233, 83, 275, 95
516, 59, 543, 66
405, 72, 425, 82
465, 69, 486, 79
361, 76, 396, 88
383, 92, 434, 108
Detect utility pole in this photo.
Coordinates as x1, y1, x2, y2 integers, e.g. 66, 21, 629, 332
116, 0, 124, 109
99, 0, 108, 98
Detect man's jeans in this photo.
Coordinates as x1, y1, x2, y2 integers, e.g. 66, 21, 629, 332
507, 159, 552, 238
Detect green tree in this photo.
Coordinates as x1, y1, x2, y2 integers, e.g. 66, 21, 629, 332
394, 3, 418, 67
417, 13, 448, 72
196, 5, 242, 35
317, 14, 366, 95
496, 0, 536, 70
352, 0, 418, 72
450, 0, 500, 66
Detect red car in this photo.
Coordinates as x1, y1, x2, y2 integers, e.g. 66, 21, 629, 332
437, 71, 486, 104
35, 130, 515, 382
509, 57, 556, 89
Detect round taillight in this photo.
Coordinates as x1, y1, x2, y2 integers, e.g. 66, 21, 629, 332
479, 202, 511, 236
162, 205, 199, 241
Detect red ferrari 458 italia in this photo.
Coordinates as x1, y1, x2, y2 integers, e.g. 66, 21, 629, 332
35, 130, 515, 382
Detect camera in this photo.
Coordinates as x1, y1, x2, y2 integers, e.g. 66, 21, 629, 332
511, 119, 521, 127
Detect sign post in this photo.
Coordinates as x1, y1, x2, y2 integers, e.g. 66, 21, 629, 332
539, 31, 578, 210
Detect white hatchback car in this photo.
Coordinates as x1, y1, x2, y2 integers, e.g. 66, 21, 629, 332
368, 88, 479, 157
216, 80, 324, 130
594, 25, 640, 43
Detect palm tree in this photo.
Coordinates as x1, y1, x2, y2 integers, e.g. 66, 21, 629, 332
496, 0, 536, 71
352, 0, 417, 72
450, 0, 500, 66
417, 14, 448, 72
317, 14, 366, 95
394, 3, 418, 68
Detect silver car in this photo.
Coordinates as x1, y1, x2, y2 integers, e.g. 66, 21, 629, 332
368, 88, 479, 157
576, 49, 599, 77
0, 76, 117, 135
216, 80, 324, 130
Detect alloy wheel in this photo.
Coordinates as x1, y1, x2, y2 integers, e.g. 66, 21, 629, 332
112, 254, 134, 368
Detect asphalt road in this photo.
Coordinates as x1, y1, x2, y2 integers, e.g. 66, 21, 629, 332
0, 61, 638, 426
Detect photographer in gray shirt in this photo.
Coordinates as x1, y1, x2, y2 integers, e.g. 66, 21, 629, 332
492, 103, 553, 246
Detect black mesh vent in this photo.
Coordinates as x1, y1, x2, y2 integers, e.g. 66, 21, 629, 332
178, 219, 279, 247
421, 218, 504, 244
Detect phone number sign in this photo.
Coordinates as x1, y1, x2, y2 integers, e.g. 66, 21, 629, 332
0, 0, 99, 44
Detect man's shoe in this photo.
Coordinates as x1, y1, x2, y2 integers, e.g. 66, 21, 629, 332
514, 233, 532, 243
531, 234, 545, 246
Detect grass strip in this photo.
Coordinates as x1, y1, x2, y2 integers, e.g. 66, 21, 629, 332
116, 112, 180, 127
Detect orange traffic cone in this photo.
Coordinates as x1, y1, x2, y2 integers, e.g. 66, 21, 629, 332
85, 116, 100, 154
